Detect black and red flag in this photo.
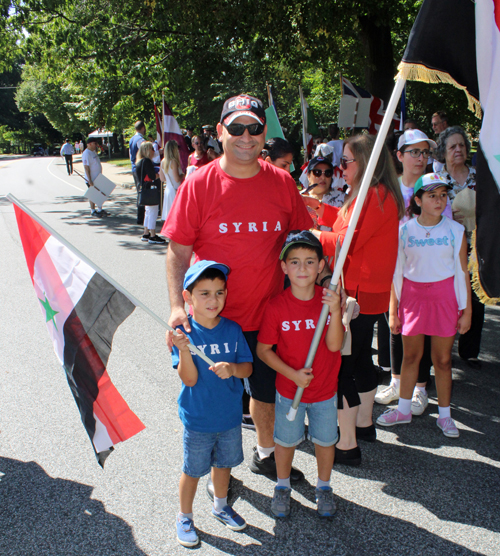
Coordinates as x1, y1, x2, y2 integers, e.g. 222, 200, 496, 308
398, 0, 500, 301
12, 200, 145, 466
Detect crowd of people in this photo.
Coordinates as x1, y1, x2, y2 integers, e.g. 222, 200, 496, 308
121, 94, 481, 548
57, 96, 481, 547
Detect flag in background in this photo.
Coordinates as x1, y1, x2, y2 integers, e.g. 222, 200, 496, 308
398, 0, 499, 301
341, 76, 401, 134
13, 203, 145, 466
154, 101, 163, 149
299, 86, 320, 160
400, 84, 407, 131
162, 96, 190, 171
265, 84, 295, 172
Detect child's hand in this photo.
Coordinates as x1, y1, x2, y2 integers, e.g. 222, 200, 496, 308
457, 312, 472, 335
210, 362, 234, 379
294, 368, 314, 389
169, 328, 191, 353
322, 287, 341, 314
389, 314, 401, 335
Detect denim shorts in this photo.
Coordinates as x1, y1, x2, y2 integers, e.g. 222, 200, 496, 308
182, 425, 244, 478
274, 392, 338, 448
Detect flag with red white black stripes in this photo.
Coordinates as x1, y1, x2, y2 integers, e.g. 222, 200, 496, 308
399, 0, 500, 301
13, 204, 145, 466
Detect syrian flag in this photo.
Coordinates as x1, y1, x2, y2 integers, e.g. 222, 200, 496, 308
12, 201, 145, 466
299, 86, 320, 159
398, 0, 500, 301
162, 97, 190, 172
154, 101, 163, 149
341, 77, 401, 134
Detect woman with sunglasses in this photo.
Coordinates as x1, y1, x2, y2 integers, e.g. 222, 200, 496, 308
303, 157, 345, 231
304, 134, 404, 466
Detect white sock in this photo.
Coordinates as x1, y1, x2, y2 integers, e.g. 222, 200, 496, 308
179, 511, 193, 520
397, 398, 412, 415
257, 445, 274, 460
277, 477, 291, 488
391, 377, 401, 388
415, 386, 427, 395
213, 496, 227, 512
316, 478, 330, 489
438, 406, 451, 419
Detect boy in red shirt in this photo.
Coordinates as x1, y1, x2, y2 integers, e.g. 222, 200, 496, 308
256, 231, 344, 518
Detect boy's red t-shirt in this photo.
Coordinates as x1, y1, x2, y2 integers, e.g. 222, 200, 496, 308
257, 285, 341, 403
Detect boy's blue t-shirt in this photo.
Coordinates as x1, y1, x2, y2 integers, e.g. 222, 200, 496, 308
172, 316, 253, 433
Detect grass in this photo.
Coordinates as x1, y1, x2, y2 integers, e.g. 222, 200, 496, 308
107, 158, 131, 168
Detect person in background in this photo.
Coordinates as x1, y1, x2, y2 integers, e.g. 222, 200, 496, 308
129, 120, 146, 225
187, 135, 217, 169
263, 137, 294, 173
60, 138, 75, 175
82, 137, 108, 218
184, 126, 195, 152
160, 140, 185, 222
136, 141, 165, 245
148, 135, 162, 166
435, 126, 484, 368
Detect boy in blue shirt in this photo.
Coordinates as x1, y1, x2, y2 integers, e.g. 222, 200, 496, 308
169, 260, 253, 547
257, 231, 344, 518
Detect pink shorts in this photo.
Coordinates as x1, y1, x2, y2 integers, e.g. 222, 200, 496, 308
399, 277, 460, 337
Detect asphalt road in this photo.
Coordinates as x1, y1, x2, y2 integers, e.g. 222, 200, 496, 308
1, 155, 499, 556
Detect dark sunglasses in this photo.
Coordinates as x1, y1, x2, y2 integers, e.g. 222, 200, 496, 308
340, 157, 356, 170
223, 122, 265, 136
311, 168, 333, 178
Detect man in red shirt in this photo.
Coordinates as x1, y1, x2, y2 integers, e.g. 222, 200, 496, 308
163, 94, 312, 486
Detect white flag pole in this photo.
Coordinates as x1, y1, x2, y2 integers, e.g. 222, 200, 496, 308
6, 194, 216, 367
286, 76, 407, 421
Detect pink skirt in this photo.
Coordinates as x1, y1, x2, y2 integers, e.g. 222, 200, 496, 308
399, 277, 460, 337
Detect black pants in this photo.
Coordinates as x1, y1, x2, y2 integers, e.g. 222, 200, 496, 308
64, 154, 73, 175
377, 315, 391, 368
458, 287, 485, 359
133, 170, 145, 225
391, 331, 432, 385
338, 313, 380, 409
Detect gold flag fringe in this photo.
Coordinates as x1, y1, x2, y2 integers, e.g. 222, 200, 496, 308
397, 62, 482, 119
469, 229, 500, 305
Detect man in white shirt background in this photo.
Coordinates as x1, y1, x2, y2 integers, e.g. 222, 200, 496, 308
60, 138, 75, 175
82, 137, 108, 218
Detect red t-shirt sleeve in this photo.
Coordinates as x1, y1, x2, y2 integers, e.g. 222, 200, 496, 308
257, 300, 279, 346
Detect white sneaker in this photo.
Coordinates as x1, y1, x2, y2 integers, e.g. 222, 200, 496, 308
374, 383, 400, 405
411, 390, 428, 416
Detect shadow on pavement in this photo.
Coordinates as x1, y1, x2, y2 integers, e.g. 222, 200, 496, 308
0, 457, 147, 556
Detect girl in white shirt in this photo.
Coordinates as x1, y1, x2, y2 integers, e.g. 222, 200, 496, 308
377, 174, 471, 438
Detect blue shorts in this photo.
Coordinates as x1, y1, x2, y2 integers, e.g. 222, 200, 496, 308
274, 392, 338, 448
182, 425, 244, 478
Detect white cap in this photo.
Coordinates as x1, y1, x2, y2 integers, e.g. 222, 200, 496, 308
398, 129, 437, 151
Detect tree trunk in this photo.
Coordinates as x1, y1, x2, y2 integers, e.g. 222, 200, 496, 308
358, 16, 395, 105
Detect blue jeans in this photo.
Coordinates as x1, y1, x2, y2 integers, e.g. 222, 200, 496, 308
274, 392, 338, 448
182, 425, 244, 478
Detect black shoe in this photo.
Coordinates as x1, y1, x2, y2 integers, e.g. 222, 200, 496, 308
242, 416, 256, 430
141, 233, 150, 242
249, 447, 304, 483
334, 446, 361, 467
356, 424, 376, 442
206, 475, 233, 502
148, 235, 166, 244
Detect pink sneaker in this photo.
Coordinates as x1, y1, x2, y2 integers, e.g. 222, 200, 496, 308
376, 408, 412, 427
437, 417, 460, 438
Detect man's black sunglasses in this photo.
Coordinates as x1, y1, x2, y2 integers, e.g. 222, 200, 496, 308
223, 122, 265, 136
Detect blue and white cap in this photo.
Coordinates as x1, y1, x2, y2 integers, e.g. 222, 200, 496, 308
183, 260, 231, 290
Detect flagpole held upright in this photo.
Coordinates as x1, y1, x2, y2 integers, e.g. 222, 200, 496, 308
299, 85, 308, 165
286, 76, 407, 421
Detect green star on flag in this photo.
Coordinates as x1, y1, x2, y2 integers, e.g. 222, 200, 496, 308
39, 294, 59, 331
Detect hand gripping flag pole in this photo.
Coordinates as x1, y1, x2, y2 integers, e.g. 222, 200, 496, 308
7, 194, 215, 368
286, 76, 406, 421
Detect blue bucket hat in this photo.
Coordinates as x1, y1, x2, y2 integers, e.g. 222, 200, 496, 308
183, 260, 231, 290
